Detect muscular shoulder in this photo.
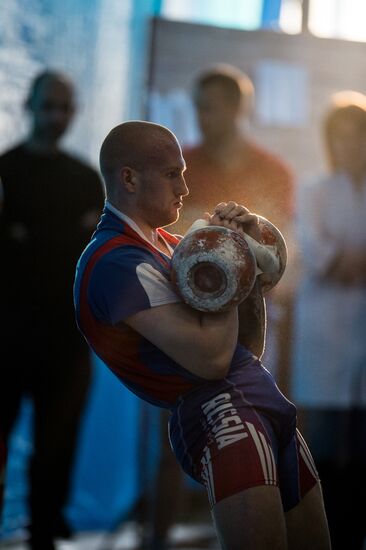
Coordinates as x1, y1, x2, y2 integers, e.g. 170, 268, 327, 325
93, 243, 171, 291
89, 243, 179, 324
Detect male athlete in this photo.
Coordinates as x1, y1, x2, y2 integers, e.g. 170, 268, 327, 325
74, 121, 330, 549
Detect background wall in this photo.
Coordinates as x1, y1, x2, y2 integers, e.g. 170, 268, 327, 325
0, 0, 156, 166
147, 17, 366, 179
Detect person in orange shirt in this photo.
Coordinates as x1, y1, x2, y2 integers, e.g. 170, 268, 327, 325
172, 63, 296, 399
173, 64, 294, 237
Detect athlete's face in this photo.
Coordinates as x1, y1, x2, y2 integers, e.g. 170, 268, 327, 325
134, 137, 189, 229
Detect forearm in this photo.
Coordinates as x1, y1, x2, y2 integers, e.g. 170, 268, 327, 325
197, 307, 239, 378
124, 301, 239, 380
237, 281, 266, 358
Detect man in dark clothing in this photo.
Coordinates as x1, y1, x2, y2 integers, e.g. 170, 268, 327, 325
0, 70, 104, 550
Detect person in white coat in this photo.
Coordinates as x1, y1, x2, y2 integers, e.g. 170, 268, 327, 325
291, 90, 366, 550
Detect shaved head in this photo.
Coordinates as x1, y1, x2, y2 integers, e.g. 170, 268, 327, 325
99, 121, 180, 197
99, 120, 187, 230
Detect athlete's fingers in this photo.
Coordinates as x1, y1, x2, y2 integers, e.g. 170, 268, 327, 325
227, 220, 246, 235
213, 201, 239, 219
234, 213, 262, 242
225, 205, 252, 221
233, 212, 259, 225
214, 202, 253, 222
213, 202, 227, 215
209, 214, 234, 228
209, 212, 224, 226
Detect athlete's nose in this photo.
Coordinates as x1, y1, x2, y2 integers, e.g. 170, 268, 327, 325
177, 174, 189, 198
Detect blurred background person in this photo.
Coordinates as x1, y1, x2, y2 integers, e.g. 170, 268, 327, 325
0, 70, 104, 550
291, 90, 366, 550
173, 62, 296, 392
173, 63, 294, 235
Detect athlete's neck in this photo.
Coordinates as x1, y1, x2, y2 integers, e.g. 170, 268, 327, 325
106, 201, 172, 256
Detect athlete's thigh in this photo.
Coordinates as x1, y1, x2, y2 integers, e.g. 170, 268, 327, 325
198, 403, 278, 508
278, 428, 319, 511
212, 485, 287, 550
285, 482, 331, 550
200, 406, 286, 549
280, 429, 331, 549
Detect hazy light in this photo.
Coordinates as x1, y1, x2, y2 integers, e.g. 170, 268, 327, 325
279, 0, 302, 34
309, 0, 366, 42
338, 0, 366, 41
161, 0, 263, 30
162, 0, 366, 42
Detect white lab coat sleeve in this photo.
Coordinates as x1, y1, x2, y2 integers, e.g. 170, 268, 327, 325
295, 178, 340, 277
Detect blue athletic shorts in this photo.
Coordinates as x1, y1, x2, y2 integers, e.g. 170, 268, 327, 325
169, 360, 318, 511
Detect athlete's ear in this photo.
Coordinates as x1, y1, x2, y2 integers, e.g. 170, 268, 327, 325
121, 166, 138, 193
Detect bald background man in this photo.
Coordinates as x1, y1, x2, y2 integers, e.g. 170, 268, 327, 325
74, 120, 330, 550
0, 70, 104, 549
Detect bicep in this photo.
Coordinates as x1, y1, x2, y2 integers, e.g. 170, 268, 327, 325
124, 302, 201, 365
124, 302, 237, 380
91, 251, 238, 379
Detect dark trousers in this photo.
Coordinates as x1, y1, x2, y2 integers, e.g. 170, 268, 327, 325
0, 312, 91, 545
298, 408, 366, 550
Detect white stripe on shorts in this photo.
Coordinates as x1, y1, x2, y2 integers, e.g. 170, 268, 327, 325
246, 422, 272, 484
201, 446, 216, 506
297, 429, 318, 479
259, 430, 277, 484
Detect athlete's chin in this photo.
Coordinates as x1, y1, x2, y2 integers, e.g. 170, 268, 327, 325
162, 210, 180, 228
